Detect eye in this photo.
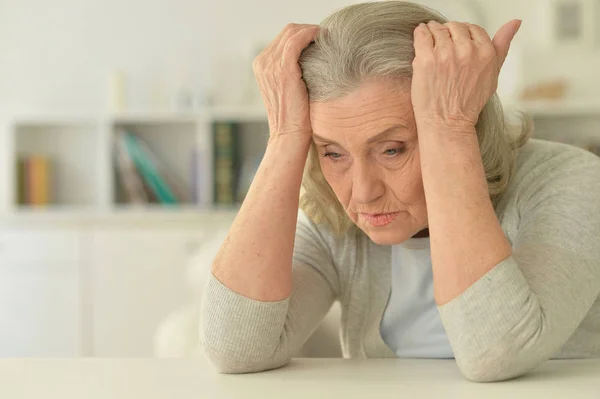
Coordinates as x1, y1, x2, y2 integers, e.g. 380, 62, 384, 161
383, 147, 405, 156
324, 152, 343, 160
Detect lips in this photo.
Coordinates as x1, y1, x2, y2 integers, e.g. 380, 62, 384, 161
359, 212, 400, 227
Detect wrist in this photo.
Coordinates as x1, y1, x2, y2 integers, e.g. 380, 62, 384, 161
415, 118, 477, 138
268, 131, 312, 151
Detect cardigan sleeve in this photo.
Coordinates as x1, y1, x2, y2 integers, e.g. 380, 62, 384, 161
438, 152, 600, 382
200, 211, 339, 373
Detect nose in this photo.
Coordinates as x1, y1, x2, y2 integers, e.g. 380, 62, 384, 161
351, 158, 385, 205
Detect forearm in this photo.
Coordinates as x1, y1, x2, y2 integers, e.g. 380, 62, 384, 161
212, 135, 311, 301
417, 122, 512, 305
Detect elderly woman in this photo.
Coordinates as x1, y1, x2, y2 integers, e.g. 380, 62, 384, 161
200, 1, 600, 382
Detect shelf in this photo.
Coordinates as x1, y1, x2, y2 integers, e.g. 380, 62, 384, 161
505, 100, 600, 117
2, 107, 270, 214
0, 206, 239, 226
14, 123, 100, 207
112, 121, 198, 206
10, 106, 268, 125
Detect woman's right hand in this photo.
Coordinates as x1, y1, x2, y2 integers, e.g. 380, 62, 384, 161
253, 24, 320, 142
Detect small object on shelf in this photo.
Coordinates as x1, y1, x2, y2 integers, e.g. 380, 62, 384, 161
108, 69, 127, 112
171, 88, 194, 111
541, 0, 597, 50
520, 79, 568, 101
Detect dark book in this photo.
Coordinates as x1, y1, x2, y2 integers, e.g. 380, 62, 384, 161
212, 122, 240, 205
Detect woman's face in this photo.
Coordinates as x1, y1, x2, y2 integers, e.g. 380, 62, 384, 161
310, 78, 428, 245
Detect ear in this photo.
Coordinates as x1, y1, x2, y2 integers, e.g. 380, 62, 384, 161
492, 19, 522, 68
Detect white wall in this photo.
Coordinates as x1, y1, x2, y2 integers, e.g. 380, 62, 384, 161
0, 0, 598, 114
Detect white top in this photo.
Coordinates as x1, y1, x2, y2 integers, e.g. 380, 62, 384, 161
2, 358, 599, 399
380, 237, 454, 358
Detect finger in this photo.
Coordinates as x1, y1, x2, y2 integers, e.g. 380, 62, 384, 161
265, 24, 296, 53
445, 22, 471, 45
467, 23, 492, 46
427, 20, 451, 48
413, 23, 433, 58
281, 26, 320, 69
492, 19, 522, 67
274, 23, 317, 54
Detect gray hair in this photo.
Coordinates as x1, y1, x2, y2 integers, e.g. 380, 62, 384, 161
298, 0, 531, 234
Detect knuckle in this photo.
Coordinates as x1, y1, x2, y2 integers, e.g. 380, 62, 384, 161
282, 40, 297, 56
429, 23, 447, 32
438, 49, 454, 63
479, 45, 496, 59
413, 55, 435, 70
457, 45, 474, 59
473, 25, 490, 38
252, 57, 263, 73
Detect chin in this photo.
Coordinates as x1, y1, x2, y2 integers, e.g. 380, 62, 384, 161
360, 226, 412, 245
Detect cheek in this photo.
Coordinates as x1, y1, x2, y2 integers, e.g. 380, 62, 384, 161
385, 153, 425, 201
319, 161, 352, 204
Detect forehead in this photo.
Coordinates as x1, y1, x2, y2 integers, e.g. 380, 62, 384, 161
309, 79, 414, 138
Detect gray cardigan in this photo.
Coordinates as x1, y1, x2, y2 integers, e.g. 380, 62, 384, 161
200, 139, 600, 382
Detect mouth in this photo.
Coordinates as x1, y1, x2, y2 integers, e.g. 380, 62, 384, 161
359, 212, 400, 227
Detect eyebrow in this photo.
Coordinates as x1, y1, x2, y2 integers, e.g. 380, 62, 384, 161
312, 124, 409, 146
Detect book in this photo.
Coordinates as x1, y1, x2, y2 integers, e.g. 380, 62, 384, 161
36, 155, 51, 206
212, 122, 240, 205
17, 155, 52, 207
114, 135, 149, 204
120, 131, 177, 204
118, 129, 191, 205
17, 157, 26, 205
134, 134, 190, 203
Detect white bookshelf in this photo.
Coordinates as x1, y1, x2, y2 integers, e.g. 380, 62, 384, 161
0, 107, 269, 219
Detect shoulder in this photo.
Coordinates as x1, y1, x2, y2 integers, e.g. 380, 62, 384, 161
514, 138, 600, 181
504, 139, 600, 207
499, 139, 600, 255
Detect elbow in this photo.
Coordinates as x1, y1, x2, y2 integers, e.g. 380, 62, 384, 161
455, 350, 537, 383
202, 343, 290, 374
457, 361, 512, 383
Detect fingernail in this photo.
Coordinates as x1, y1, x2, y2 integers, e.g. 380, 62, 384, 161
516, 19, 523, 32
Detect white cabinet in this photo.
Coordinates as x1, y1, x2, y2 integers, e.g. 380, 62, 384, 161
0, 229, 83, 357
0, 214, 234, 358
90, 227, 203, 357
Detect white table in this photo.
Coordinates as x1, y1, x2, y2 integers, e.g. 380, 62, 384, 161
1, 358, 599, 399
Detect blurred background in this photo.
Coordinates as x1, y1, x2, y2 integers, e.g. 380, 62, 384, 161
0, 0, 598, 359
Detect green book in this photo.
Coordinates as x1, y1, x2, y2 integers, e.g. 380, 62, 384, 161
212, 122, 240, 205
120, 131, 178, 205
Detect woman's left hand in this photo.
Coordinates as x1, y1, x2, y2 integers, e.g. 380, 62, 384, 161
411, 19, 521, 129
